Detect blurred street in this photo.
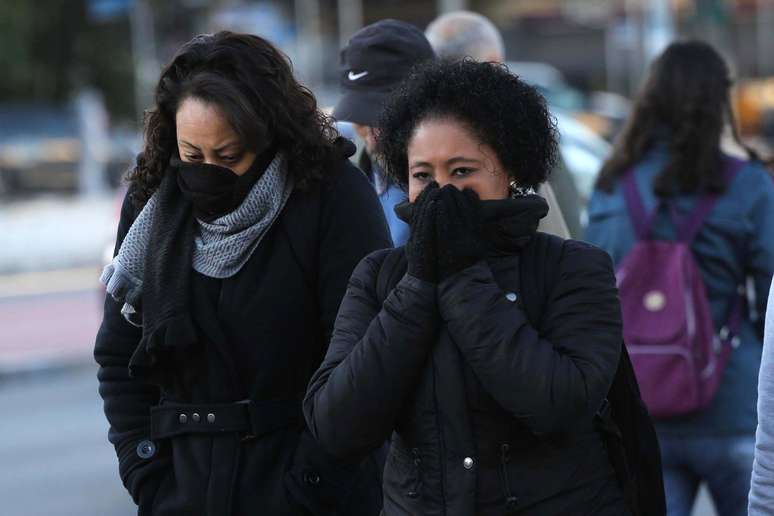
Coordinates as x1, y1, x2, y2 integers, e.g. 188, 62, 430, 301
0, 270, 102, 373
0, 365, 134, 516
0, 195, 115, 275
0, 195, 129, 513
1, 0, 772, 514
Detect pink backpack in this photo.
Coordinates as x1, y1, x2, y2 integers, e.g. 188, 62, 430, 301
617, 159, 744, 419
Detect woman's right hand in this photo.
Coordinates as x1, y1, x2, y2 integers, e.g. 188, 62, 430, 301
405, 182, 440, 283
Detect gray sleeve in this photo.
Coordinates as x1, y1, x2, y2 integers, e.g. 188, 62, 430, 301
750, 278, 774, 515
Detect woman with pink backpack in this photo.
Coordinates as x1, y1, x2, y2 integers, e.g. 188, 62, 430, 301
585, 41, 774, 516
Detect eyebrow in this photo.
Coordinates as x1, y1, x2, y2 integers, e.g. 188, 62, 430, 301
409, 156, 481, 169
179, 140, 242, 153
447, 156, 480, 166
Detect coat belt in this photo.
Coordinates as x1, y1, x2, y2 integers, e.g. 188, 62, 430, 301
150, 399, 301, 440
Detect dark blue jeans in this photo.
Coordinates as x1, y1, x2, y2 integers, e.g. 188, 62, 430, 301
659, 433, 755, 516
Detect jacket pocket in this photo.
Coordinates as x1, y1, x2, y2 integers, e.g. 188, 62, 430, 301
143, 467, 175, 516
497, 433, 614, 511
283, 430, 381, 516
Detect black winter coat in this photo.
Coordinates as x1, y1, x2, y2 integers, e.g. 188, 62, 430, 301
304, 233, 628, 515
95, 157, 392, 515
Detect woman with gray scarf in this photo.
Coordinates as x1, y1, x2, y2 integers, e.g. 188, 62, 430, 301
95, 32, 391, 515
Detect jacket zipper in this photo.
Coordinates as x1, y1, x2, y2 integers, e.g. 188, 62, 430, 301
499, 443, 519, 511
406, 447, 423, 499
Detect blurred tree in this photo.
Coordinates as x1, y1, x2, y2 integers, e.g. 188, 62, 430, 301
0, 0, 136, 123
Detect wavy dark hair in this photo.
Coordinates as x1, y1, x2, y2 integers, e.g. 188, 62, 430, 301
376, 59, 557, 192
596, 40, 761, 195
128, 31, 338, 206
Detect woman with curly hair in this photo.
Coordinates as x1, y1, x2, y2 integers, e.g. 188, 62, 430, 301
586, 41, 774, 516
95, 32, 390, 515
304, 59, 656, 515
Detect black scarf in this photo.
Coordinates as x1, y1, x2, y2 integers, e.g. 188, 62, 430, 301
394, 193, 549, 255
128, 165, 197, 381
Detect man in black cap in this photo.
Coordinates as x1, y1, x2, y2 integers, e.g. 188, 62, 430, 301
334, 19, 435, 246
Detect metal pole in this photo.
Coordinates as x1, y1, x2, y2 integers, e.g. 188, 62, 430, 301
625, 0, 643, 96
643, 0, 675, 63
757, 0, 774, 76
129, 0, 160, 122
295, 0, 324, 90
337, 0, 363, 48
437, 0, 466, 14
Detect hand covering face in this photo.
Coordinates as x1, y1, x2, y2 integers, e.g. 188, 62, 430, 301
404, 182, 441, 283
435, 185, 486, 281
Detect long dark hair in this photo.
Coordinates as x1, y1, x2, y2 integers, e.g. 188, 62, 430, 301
128, 31, 338, 206
596, 40, 759, 195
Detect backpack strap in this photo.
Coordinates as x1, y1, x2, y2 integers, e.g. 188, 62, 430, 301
621, 169, 659, 241
674, 157, 745, 243
518, 232, 565, 330
623, 158, 745, 243
375, 248, 408, 303
668, 158, 747, 343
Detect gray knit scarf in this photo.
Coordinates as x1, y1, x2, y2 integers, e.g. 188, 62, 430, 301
100, 152, 293, 325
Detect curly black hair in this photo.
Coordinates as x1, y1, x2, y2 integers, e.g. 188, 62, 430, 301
376, 59, 557, 192
128, 31, 339, 206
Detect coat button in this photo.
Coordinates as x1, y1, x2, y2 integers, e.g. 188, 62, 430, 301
192, 413, 201, 423
463, 457, 474, 469
136, 440, 156, 459
207, 413, 216, 423
505, 292, 518, 302
179, 413, 188, 424
304, 471, 321, 486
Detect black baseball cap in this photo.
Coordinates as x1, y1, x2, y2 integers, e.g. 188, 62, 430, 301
333, 19, 435, 126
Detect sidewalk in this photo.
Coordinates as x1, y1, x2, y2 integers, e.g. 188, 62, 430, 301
0, 193, 116, 274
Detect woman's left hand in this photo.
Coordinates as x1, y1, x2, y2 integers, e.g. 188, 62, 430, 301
435, 185, 485, 281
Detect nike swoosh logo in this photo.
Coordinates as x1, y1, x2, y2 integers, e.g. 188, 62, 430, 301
348, 70, 369, 81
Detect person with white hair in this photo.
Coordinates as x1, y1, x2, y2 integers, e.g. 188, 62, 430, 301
426, 10, 582, 239
426, 10, 505, 63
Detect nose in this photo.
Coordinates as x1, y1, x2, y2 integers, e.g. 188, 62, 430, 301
434, 178, 462, 190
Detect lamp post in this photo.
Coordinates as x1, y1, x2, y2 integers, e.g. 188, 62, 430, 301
437, 0, 467, 13
337, 0, 363, 47
295, 0, 324, 91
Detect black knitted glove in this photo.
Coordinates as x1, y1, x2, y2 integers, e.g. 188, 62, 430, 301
405, 183, 440, 283
435, 185, 485, 281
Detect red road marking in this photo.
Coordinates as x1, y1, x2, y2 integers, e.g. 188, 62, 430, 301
0, 289, 102, 369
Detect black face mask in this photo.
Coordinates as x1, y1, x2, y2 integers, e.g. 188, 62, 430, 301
173, 144, 277, 222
